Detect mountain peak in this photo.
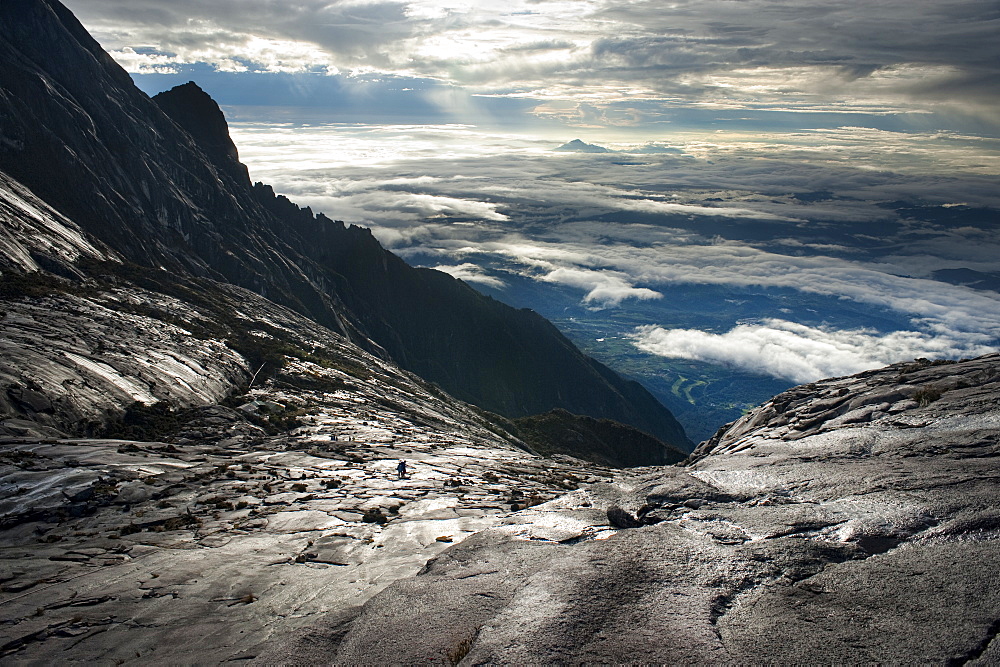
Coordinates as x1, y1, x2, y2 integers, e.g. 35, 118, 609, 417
153, 82, 248, 185
555, 138, 611, 153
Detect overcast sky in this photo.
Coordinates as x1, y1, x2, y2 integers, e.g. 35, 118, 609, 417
64, 0, 1000, 133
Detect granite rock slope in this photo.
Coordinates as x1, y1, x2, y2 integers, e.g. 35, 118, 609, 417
317, 354, 1000, 664
0, 287, 617, 663
0, 171, 117, 276
0, 291, 247, 436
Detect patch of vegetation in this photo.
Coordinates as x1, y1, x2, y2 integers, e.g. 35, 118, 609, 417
0, 271, 85, 300
512, 408, 685, 468
528, 471, 582, 491
508, 492, 547, 511
0, 449, 43, 468
265, 410, 303, 433
199, 496, 236, 511
225, 329, 298, 381
362, 508, 388, 524
100, 401, 183, 441
120, 523, 141, 535
273, 368, 347, 394
156, 514, 201, 531
913, 385, 944, 407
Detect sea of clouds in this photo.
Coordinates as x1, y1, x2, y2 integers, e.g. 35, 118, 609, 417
230, 120, 1000, 384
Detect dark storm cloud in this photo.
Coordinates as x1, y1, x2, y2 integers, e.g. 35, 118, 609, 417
582, 0, 1000, 118
593, 0, 1000, 71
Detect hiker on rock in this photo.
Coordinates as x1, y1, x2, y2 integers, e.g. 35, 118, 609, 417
397, 460, 407, 479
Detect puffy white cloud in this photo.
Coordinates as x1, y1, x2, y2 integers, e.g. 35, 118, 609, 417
538, 267, 662, 308
430, 262, 506, 289
630, 319, 997, 384
108, 46, 184, 74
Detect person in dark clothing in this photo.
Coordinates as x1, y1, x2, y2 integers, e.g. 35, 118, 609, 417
396, 460, 407, 479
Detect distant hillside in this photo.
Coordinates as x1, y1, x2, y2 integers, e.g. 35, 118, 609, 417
512, 409, 687, 467
555, 139, 612, 153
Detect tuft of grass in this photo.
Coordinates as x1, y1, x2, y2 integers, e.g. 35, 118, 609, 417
913, 385, 944, 407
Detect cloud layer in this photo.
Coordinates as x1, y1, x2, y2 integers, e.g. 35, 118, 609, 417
65, 0, 1000, 128
631, 320, 996, 384
227, 120, 1000, 383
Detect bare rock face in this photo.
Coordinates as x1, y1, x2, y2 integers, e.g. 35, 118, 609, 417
0, 330, 614, 664
313, 355, 1000, 664
0, 292, 248, 435
0, 172, 117, 276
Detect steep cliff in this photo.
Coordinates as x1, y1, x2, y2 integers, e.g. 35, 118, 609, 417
0, 0, 690, 454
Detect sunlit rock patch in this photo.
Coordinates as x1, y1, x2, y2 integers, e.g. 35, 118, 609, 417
0, 328, 616, 663
315, 354, 1000, 665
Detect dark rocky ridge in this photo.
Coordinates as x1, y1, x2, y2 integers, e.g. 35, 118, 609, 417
295, 354, 1000, 664
0, 0, 692, 455
152, 82, 250, 187
512, 408, 686, 467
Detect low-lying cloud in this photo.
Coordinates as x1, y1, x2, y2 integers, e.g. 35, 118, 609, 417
539, 267, 662, 308
430, 262, 506, 289
230, 120, 1000, 382
631, 319, 997, 384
